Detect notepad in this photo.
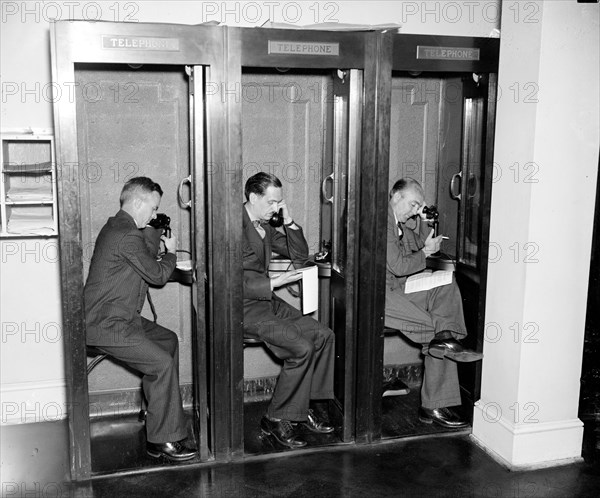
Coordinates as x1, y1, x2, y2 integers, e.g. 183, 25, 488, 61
405, 270, 453, 294
296, 266, 319, 314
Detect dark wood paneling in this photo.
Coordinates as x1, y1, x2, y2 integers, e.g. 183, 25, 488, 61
354, 32, 393, 444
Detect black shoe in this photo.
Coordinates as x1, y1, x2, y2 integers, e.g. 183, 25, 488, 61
428, 332, 483, 362
382, 378, 410, 397
301, 409, 334, 434
147, 440, 198, 462
261, 416, 307, 448
418, 406, 469, 429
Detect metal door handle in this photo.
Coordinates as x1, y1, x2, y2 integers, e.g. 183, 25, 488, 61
450, 171, 462, 201
178, 175, 192, 208
322, 173, 334, 204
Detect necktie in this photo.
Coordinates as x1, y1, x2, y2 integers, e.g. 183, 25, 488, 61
252, 220, 266, 239
397, 221, 403, 241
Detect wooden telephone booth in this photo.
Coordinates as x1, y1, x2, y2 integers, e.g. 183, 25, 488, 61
223, 26, 385, 456
355, 33, 500, 442
51, 21, 239, 479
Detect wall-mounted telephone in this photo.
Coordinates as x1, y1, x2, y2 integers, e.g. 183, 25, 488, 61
149, 213, 171, 237
422, 205, 439, 237
269, 209, 284, 228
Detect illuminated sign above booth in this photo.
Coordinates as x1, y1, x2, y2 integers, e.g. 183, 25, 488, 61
417, 46, 480, 61
102, 36, 180, 51
268, 40, 339, 56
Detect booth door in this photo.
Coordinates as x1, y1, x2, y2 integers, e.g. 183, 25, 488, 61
329, 69, 362, 442
453, 74, 498, 402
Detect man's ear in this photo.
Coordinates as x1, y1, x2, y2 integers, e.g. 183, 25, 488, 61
248, 192, 257, 205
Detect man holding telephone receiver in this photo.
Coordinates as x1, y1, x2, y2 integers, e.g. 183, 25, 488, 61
242, 172, 335, 449
385, 177, 482, 429
84, 177, 196, 462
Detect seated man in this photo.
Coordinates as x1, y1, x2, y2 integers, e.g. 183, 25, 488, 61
85, 176, 197, 462
242, 172, 335, 449
385, 178, 482, 428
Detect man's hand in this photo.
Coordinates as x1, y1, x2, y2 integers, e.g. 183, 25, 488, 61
270, 270, 302, 290
422, 229, 444, 257
278, 200, 293, 226
162, 232, 177, 254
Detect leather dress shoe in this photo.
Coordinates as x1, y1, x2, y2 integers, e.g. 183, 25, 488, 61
301, 409, 334, 434
418, 406, 469, 429
261, 416, 307, 449
428, 332, 483, 362
147, 440, 198, 462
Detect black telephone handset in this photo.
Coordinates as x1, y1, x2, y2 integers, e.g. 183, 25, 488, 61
269, 208, 284, 228
148, 213, 171, 237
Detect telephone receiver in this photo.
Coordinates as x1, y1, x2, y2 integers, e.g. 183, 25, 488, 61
269, 208, 284, 228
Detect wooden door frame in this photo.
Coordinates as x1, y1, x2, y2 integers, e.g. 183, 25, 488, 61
51, 20, 231, 480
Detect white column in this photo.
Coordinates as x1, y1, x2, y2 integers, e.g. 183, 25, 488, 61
472, 0, 600, 468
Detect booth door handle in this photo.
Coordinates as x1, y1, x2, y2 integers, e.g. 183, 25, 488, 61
178, 175, 192, 208
450, 171, 462, 201
322, 173, 334, 204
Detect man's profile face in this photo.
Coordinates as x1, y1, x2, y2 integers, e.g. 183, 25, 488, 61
393, 187, 423, 223
249, 185, 282, 221
133, 191, 161, 228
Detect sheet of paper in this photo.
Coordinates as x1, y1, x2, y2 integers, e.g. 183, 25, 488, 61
405, 270, 453, 294
297, 266, 318, 315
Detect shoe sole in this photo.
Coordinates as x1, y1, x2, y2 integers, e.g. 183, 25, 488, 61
147, 450, 197, 462
418, 415, 469, 429
428, 346, 483, 363
382, 388, 410, 397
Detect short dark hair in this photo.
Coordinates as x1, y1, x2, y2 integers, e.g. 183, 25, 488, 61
244, 172, 282, 200
120, 177, 163, 206
390, 178, 424, 198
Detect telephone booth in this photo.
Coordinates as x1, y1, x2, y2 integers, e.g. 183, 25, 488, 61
354, 33, 500, 442
51, 20, 236, 479
221, 26, 384, 457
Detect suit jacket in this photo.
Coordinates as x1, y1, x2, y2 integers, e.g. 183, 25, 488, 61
84, 209, 177, 346
242, 206, 309, 327
386, 205, 432, 293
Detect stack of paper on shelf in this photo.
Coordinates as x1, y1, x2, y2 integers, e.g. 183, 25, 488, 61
7, 206, 54, 235
6, 183, 52, 202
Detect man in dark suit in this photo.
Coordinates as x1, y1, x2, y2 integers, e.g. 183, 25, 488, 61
84, 176, 196, 461
243, 172, 335, 449
385, 178, 483, 428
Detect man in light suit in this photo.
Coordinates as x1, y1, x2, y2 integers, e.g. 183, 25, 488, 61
243, 172, 335, 449
385, 178, 483, 428
85, 176, 196, 461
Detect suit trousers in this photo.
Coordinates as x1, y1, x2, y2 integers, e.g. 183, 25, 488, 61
385, 279, 466, 409
245, 296, 335, 421
94, 317, 188, 444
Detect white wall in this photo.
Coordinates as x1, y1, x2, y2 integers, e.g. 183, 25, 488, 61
472, 0, 599, 468
0, 1, 500, 425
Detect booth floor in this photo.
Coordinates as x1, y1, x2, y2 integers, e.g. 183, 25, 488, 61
85, 382, 469, 474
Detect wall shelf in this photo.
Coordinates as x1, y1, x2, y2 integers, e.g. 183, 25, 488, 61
0, 133, 57, 237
